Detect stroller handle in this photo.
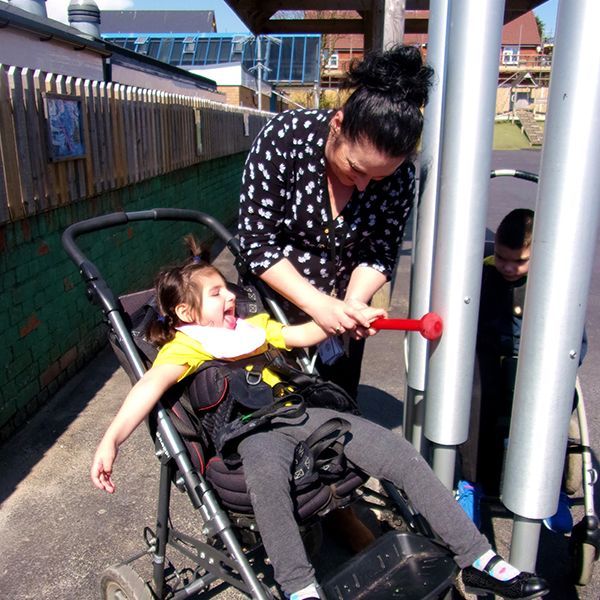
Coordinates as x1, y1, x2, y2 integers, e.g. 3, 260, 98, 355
62, 208, 239, 269
490, 169, 538, 183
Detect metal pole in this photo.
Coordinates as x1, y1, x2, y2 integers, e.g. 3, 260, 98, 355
256, 35, 262, 112
425, 0, 505, 489
405, 0, 450, 454
503, 0, 600, 570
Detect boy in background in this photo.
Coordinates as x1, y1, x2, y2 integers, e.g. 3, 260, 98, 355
458, 209, 584, 532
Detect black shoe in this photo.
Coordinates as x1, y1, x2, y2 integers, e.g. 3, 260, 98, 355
462, 566, 549, 599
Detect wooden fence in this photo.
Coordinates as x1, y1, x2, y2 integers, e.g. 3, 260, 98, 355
0, 64, 271, 225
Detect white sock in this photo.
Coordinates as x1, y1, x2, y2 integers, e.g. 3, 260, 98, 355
472, 550, 521, 581
289, 582, 319, 600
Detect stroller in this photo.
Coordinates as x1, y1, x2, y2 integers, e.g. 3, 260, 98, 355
62, 208, 458, 600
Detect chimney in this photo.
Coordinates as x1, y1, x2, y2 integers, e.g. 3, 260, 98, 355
8, 0, 47, 18
68, 0, 101, 38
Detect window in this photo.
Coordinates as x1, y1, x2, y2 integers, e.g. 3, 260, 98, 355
158, 39, 174, 63
181, 36, 196, 65
135, 36, 149, 55
326, 52, 339, 69
502, 47, 519, 65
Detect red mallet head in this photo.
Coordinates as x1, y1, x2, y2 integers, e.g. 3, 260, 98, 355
419, 312, 443, 340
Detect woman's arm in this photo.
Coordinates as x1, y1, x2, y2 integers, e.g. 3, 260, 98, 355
90, 362, 186, 493
260, 259, 378, 335
344, 266, 388, 306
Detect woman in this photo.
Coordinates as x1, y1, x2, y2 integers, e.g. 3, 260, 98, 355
238, 44, 432, 397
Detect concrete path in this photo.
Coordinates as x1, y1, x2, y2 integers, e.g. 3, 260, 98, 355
1, 150, 599, 599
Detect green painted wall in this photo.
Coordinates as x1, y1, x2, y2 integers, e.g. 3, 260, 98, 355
0, 153, 246, 441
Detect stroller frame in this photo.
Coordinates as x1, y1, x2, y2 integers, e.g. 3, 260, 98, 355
63, 208, 458, 599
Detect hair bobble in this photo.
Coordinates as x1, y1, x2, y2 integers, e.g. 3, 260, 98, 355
192, 255, 202, 264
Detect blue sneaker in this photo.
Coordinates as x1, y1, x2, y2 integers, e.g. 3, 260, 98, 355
455, 480, 482, 528
543, 491, 573, 534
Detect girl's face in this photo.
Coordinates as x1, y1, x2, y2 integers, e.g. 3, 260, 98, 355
325, 111, 406, 192
177, 270, 237, 329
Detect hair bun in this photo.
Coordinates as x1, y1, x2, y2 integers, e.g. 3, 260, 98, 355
345, 45, 432, 107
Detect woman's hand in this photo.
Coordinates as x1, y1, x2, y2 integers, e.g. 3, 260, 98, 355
304, 293, 357, 335
306, 294, 382, 336
91, 439, 118, 494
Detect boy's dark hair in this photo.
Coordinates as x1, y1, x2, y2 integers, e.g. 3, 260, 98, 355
147, 235, 223, 347
496, 208, 535, 249
340, 44, 434, 157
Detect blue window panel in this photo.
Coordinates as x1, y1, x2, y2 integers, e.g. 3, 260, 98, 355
195, 39, 209, 64
147, 40, 161, 59
242, 40, 256, 70
170, 40, 183, 65
157, 39, 173, 63
291, 36, 305, 81
305, 36, 321, 82
218, 40, 233, 63
206, 38, 220, 65
266, 40, 281, 82
278, 37, 293, 82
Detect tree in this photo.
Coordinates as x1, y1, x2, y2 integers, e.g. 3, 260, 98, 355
535, 15, 546, 41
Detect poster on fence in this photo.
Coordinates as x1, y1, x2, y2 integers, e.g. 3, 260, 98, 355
43, 94, 86, 161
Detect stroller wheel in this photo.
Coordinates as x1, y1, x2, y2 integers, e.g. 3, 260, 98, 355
570, 541, 597, 586
100, 564, 154, 600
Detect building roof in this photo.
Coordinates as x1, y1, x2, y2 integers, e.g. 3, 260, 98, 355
100, 10, 216, 35
329, 9, 540, 50
502, 10, 541, 46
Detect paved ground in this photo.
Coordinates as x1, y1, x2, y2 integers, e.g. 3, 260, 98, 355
1, 150, 599, 599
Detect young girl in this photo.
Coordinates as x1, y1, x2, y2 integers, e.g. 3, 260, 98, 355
91, 240, 549, 600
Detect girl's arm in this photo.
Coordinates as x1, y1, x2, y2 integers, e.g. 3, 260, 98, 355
282, 306, 386, 348
90, 362, 186, 493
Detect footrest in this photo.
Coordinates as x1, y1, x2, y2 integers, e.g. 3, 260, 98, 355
322, 531, 457, 599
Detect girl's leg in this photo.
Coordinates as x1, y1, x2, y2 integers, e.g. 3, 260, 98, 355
237, 430, 316, 596
266, 407, 490, 566
337, 412, 492, 567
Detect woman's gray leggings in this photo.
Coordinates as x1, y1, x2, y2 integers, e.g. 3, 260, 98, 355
237, 407, 491, 596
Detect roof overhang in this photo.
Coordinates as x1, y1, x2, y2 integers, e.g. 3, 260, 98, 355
223, 0, 547, 36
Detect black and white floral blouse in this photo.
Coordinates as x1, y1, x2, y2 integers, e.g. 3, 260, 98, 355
238, 108, 415, 310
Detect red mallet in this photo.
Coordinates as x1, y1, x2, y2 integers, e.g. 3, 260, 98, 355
371, 312, 443, 340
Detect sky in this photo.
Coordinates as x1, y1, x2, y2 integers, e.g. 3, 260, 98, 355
533, 0, 558, 37
46, 0, 557, 38
46, 0, 250, 33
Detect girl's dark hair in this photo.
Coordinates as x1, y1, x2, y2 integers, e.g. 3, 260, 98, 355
496, 208, 535, 249
340, 45, 434, 157
147, 235, 222, 347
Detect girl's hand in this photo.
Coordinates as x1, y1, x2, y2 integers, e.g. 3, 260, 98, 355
351, 305, 388, 339
91, 440, 118, 494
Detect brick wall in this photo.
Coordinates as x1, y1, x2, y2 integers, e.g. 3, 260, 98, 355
0, 153, 246, 441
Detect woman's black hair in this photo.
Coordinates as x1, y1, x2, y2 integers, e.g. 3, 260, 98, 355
340, 44, 434, 157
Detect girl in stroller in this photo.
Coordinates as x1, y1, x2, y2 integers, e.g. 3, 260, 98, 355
91, 237, 549, 600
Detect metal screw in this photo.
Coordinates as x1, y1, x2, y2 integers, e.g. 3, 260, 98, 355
464, 296, 471, 304
569, 350, 578, 359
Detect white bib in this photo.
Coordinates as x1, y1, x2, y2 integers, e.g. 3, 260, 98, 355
176, 318, 267, 359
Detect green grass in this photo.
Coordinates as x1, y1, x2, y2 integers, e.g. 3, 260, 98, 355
493, 122, 534, 150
